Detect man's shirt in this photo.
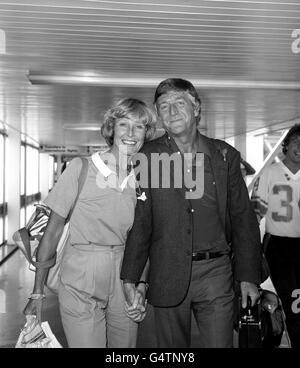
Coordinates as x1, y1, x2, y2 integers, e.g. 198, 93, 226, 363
190, 155, 228, 252
165, 132, 228, 253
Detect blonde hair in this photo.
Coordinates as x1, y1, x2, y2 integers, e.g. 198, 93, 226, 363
101, 98, 156, 146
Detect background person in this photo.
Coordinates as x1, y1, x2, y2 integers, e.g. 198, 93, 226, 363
121, 78, 262, 348
23, 98, 155, 348
251, 124, 300, 348
240, 157, 256, 179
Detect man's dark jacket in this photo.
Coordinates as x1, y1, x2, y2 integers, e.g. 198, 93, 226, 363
121, 133, 262, 307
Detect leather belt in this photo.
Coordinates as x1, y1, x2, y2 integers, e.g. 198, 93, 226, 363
192, 251, 226, 261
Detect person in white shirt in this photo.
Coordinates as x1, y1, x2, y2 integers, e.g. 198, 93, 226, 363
251, 124, 300, 348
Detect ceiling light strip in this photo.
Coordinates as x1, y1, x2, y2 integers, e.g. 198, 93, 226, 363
28, 75, 300, 89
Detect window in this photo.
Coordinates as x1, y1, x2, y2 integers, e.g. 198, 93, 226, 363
0, 128, 7, 245
20, 140, 41, 224
26, 145, 39, 195
48, 155, 54, 191
0, 134, 4, 204
20, 144, 25, 196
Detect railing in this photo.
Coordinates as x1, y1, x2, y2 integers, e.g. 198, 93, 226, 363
0, 243, 18, 266
0, 202, 7, 217
247, 130, 289, 194
20, 192, 41, 208
0, 201, 17, 266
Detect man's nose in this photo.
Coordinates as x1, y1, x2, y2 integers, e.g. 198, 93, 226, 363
169, 103, 178, 115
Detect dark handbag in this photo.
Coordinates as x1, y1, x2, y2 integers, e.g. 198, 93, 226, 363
238, 296, 263, 348
260, 289, 284, 348
238, 290, 285, 348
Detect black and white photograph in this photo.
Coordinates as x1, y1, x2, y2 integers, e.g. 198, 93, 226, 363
0, 0, 300, 352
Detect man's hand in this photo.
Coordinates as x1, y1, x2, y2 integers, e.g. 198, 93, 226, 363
125, 301, 147, 323
123, 282, 147, 322
240, 281, 260, 308
133, 282, 147, 309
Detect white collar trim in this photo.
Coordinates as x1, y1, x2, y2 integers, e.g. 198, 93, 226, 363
279, 161, 300, 180
91, 152, 113, 178
91, 152, 136, 190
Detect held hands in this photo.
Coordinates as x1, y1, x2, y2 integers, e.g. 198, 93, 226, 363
240, 281, 260, 308
123, 282, 148, 323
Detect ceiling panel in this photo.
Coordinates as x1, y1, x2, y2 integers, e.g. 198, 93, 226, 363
0, 0, 299, 147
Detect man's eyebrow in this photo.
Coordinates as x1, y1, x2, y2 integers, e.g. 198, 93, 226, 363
158, 95, 185, 102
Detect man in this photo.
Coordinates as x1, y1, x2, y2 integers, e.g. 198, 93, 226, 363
251, 124, 300, 348
121, 78, 262, 348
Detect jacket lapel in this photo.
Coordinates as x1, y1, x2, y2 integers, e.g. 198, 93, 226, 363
205, 137, 228, 228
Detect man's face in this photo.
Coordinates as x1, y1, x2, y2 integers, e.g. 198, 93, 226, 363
156, 91, 200, 137
286, 134, 300, 166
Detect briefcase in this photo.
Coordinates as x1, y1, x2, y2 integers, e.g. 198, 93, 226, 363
238, 297, 263, 348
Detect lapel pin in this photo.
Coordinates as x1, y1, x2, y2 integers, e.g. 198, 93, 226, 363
221, 148, 227, 162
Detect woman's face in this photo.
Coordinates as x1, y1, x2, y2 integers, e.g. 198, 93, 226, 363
113, 114, 146, 156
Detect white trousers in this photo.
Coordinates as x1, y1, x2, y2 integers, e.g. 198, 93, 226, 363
58, 243, 138, 348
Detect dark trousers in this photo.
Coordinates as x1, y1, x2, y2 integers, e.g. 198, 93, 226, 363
266, 235, 300, 348
153, 255, 234, 348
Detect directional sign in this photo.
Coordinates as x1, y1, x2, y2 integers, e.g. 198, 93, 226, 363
40, 145, 86, 154
40, 145, 108, 155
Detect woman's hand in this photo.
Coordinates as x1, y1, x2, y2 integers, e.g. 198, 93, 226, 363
125, 300, 147, 323
123, 282, 148, 322
23, 299, 43, 324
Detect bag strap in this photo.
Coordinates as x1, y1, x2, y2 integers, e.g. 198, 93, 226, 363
66, 157, 88, 222
17, 228, 55, 268
32, 157, 89, 269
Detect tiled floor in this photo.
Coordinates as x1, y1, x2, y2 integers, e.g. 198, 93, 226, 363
0, 249, 290, 348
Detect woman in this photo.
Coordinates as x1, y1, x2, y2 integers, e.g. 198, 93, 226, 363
23, 98, 155, 348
